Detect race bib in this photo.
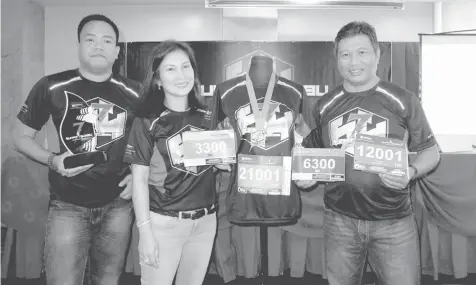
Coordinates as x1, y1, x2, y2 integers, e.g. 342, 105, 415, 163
353, 134, 409, 177
292, 148, 345, 181
237, 154, 291, 196
182, 129, 236, 167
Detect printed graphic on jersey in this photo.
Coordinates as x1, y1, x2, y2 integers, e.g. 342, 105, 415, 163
235, 99, 294, 150
166, 125, 212, 175
60, 91, 127, 153
329, 107, 388, 156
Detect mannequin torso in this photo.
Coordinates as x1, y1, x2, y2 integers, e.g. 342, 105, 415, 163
248, 56, 274, 88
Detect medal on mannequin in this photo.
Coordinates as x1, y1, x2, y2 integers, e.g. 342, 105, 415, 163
245, 72, 276, 150
250, 127, 267, 148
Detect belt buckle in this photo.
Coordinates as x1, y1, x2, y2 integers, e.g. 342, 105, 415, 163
192, 208, 208, 220
190, 209, 200, 220
185, 206, 213, 220
180, 209, 198, 220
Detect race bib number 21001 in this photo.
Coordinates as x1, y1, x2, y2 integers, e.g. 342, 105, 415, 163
237, 154, 291, 196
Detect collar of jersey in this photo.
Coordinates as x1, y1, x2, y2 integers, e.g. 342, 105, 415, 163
76, 68, 113, 84
163, 104, 191, 113
342, 80, 380, 96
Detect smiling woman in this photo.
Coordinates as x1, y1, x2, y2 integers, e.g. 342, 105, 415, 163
157, 49, 195, 104
137, 40, 204, 117
124, 40, 219, 285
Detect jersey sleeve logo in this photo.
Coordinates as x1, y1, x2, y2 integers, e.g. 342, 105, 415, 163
19, 104, 29, 114
328, 107, 388, 156
60, 91, 127, 153
166, 125, 211, 176
124, 144, 135, 156
235, 99, 294, 150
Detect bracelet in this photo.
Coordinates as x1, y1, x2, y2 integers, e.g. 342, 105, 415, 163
47, 153, 58, 171
136, 219, 151, 228
409, 165, 418, 179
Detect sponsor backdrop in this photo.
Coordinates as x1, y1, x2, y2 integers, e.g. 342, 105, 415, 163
124, 41, 405, 119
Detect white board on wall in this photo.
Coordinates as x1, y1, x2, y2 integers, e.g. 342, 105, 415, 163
420, 34, 476, 152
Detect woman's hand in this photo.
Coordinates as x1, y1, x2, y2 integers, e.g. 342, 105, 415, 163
138, 229, 160, 268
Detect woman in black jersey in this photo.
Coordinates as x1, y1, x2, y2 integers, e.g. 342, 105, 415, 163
124, 40, 217, 285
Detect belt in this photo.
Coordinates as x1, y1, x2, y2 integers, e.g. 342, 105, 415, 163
152, 204, 217, 220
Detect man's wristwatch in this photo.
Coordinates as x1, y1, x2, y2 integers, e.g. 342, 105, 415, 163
47, 153, 58, 171
409, 165, 418, 179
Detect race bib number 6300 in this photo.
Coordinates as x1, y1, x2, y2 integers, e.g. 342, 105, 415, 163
292, 148, 345, 181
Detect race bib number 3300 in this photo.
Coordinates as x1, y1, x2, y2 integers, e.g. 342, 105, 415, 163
353, 134, 409, 177
182, 129, 236, 167
237, 154, 291, 196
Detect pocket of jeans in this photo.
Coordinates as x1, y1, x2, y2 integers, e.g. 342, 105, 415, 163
49, 199, 75, 210
150, 212, 180, 229
49, 199, 62, 209
323, 204, 332, 215
114, 196, 132, 208
322, 205, 338, 225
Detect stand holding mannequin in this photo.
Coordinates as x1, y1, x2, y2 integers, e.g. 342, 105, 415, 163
247, 55, 274, 280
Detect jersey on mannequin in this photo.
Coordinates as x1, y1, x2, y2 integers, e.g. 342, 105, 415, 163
211, 55, 314, 225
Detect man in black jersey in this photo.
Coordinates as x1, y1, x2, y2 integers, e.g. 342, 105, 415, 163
296, 22, 440, 285
12, 14, 143, 285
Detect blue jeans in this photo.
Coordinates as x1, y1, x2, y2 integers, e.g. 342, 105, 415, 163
43, 197, 133, 285
324, 207, 420, 285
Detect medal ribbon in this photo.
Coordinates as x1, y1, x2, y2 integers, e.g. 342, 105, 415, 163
245, 72, 276, 131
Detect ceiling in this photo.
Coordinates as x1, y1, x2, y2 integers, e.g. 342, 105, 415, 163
30, 0, 463, 6
32, 0, 202, 5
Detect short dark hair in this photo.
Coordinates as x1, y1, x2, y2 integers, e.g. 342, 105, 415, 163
77, 14, 119, 44
137, 40, 204, 117
334, 21, 379, 55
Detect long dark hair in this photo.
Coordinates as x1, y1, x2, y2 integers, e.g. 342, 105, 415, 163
137, 40, 204, 118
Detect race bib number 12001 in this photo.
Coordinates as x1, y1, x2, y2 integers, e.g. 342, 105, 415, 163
237, 154, 291, 196
353, 134, 409, 177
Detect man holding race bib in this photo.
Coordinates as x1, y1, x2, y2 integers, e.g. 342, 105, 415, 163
295, 21, 440, 285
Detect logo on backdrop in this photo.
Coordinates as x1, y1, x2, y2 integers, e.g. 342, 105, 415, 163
60, 91, 126, 153
329, 107, 388, 155
199, 45, 330, 97
224, 49, 295, 81
235, 99, 294, 150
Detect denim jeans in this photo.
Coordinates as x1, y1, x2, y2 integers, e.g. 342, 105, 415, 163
324, 207, 420, 285
43, 196, 133, 285
140, 212, 217, 285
